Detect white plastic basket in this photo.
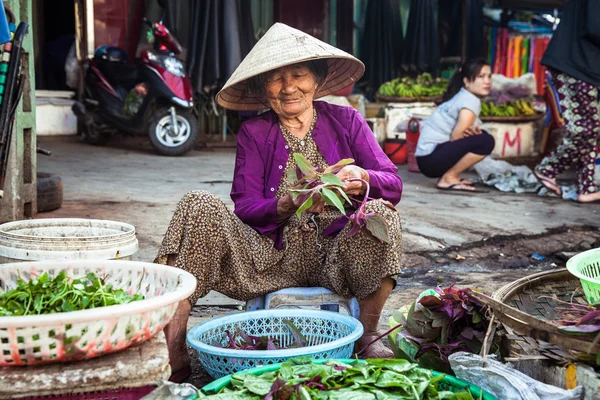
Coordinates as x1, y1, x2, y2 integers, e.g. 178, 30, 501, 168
0, 260, 196, 366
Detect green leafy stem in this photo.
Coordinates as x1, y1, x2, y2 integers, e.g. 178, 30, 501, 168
288, 153, 392, 243
0, 271, 145, 317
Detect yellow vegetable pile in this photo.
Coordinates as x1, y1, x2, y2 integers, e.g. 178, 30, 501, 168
378, 73, 448, 98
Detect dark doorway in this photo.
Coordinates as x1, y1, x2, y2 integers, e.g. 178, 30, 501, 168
33, 0, 75, 90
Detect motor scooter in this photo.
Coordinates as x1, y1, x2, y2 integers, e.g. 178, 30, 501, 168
73, 19, 199, 156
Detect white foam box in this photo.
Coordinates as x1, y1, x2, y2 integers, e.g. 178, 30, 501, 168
36, 91, 77, 136
483, 121, 536, 158
384, 102, 436, 140
366, 117, 386, 146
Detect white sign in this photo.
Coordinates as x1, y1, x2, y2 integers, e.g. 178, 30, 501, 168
484, 121, 536, 157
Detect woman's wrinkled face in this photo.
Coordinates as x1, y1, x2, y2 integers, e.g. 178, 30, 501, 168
464, 65, 492, 98
264, 64, 319, 118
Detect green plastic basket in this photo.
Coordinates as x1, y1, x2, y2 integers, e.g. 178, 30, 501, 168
201, 359, 497, 399
566, 248, 600, 304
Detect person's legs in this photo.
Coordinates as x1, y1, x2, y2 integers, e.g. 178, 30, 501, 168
355, 277, 395, 358
318, 201, 403, 358
573, 82, 600, 202
417, 132, 495, 190
156, 190, 305, 381
536, 71, 600, 199
163, 255, 192, 379
437, 153, 486, 189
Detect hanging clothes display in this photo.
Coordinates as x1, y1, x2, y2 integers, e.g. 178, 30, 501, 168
401, 0, 439, 75
487, 27, 551, 94
359, 0, 403, 92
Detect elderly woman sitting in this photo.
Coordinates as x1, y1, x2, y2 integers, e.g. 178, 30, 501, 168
157, 23, 403, 382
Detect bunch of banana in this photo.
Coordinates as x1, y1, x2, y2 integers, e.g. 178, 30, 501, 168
377, 73, 449, 98
392, 83, 413, 97
481, 102, 518, 117
416, 72, 432, 86
378, 82, 396, 96
481, 100, 537, 117
514, 100, 536, 115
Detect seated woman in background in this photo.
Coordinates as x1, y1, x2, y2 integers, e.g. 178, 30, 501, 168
416, 58, 495, 192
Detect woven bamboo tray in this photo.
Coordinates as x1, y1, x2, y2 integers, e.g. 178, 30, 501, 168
480, 113, 544, 123
375, 93, 443, 104
472, 268, 598, 362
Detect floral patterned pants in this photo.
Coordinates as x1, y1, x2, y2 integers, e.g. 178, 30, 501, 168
155, 191, 403, 305
536, 70, 600, 194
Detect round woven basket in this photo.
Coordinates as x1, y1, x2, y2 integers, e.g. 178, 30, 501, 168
473, 268, 598, 361
0, 260, 196, 366
375, 93, 442, 104
480, 113, 544, 123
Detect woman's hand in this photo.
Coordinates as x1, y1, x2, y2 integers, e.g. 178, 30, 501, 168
450, 109, 477, 141
463, 125, 482, 137
336, 165, 370, 196
276, 186, 326, 223
292, 191, 325, 213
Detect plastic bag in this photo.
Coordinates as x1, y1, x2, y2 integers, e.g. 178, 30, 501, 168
141, 381, 199, 400
449, 352, 583, 400
123, 83, 148, 116
474, 156, 541, 193
65, 43, 80, 90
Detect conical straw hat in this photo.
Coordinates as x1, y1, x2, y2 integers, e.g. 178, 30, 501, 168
216, 23, 365, 111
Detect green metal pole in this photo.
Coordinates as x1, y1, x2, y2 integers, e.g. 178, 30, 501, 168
0, 0, 36, 222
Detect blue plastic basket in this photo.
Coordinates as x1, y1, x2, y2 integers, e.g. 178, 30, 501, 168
186, 309, 363, 379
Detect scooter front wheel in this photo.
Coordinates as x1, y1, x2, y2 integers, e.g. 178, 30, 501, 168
149, 107, 199, 156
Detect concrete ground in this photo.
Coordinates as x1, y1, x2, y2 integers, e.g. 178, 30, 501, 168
35, 134, 600, 387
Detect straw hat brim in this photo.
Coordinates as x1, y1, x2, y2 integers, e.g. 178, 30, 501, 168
215, 23, 365, 111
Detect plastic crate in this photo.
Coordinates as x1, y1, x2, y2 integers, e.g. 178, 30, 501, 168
16, 386, 155, 400
567, 248, 600, 303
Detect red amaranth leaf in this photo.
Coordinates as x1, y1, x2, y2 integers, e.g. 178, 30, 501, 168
365, 214, 390, 243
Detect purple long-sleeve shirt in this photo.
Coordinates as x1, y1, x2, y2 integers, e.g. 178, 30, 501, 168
231, 101, 403, 250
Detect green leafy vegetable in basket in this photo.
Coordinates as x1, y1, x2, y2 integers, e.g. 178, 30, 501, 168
200, 357, 483, 400
0, 271, 144, 316
220, 320, 309, 350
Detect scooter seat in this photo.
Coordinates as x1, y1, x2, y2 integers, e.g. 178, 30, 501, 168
95, 59, 139, 90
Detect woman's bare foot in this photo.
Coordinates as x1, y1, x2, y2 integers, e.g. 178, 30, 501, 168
355, 334, 394, 359
534, 171, 562, 196
578, 192, 600, 203
164, 300, 192, 381
436, 176, 475, 191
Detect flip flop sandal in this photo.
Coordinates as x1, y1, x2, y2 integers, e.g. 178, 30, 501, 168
533, 171, 562, 196
436, 183, 488, 193
169, 364, 192, 383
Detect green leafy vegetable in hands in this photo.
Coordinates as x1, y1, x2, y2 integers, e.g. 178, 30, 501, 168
0, 271, 144, 316
288, 154, 354, 218
288, 154, 393, 243
200, 357, 483, 400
